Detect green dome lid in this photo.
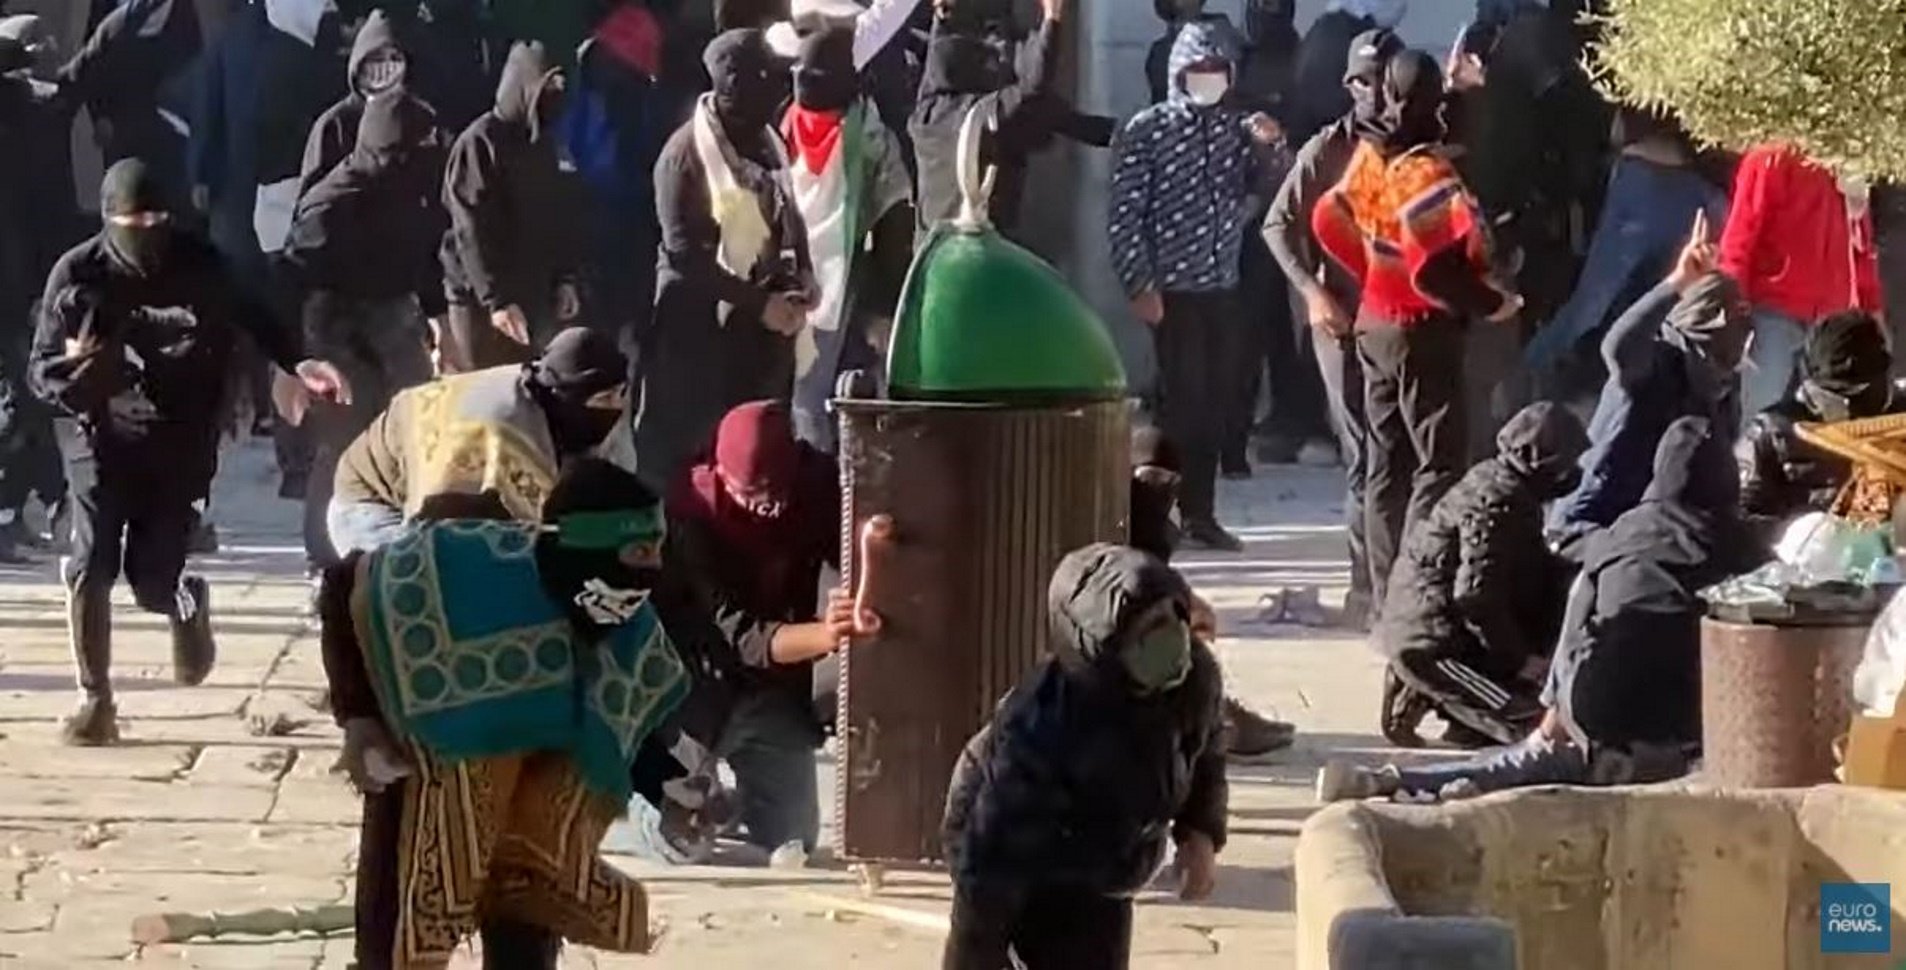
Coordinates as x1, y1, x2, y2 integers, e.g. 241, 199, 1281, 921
883, 101, 1126, 402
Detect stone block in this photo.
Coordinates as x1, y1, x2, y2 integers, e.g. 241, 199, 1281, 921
185, 746, 293, 788
0, 777, 273, 824
0, 736, 192, 781
266, 777, 360, 826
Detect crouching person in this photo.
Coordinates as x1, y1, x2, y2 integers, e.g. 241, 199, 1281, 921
1378, 402, 1587, 748
318, 458, 684, 968
1322, 417, 1765, 803
941, 543, 1227, 970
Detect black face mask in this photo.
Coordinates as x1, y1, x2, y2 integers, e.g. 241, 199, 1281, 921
106, 224, 170, 275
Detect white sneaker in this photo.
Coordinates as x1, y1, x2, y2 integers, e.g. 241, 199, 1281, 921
1315, 760, 1399, 802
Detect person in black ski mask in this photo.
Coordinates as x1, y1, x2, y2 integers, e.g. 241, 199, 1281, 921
297, 8, 449, 195
440, 40, 587, 373
1738, 310, 1901, 545
30, 159, 349, 746
633, 29, 813, 495
909, 0, 1115, 244
281, 94, 448, 571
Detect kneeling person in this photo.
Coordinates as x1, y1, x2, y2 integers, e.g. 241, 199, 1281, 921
1379, 402, 1586, 747
319, 458, 685, 968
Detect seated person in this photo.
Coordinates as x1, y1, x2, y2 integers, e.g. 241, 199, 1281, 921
1739, 310, 1898, 545
1550, 215, 1752, 546
1321, 417, 1766, 802
318, 458, 685, 969
1131, 426, 1296, 759
942, 543, 1225, 970
327, 327, 629, 556
1379, 402, 1587, 749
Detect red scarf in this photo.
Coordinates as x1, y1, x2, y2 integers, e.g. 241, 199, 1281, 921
596, 4, 663, 79
782, 104, 846, 173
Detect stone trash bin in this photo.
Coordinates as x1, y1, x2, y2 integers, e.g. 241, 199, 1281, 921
1700, 618, 1866, 787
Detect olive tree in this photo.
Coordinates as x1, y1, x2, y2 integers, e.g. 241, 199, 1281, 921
1593, 0, 1906, 179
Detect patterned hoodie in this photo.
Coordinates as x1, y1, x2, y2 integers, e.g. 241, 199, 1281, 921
1109, 20, 1275, 296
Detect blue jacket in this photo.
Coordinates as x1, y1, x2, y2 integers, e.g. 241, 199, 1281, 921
1109, 21, 1266, 297
1551, 282, 1741, 536
188, 3, 265, 202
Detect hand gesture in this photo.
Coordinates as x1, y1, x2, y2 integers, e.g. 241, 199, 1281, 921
1132, 290, 1166, 327
296, 359, 352, 405
1174, 831, 1219, 901
490, 304, 532, 345
1447, 53, 1486, 91
1246, 112, 1283, 146
825, 586, 878, 640
63, 329, 101, 360
555, 282, 582, 322
1041, 0, 1067, 23
335, 717, 413, 794
1666, 209, 1718, 292
1189, 592, 1219, 642
1483, 288, 1524, 325
1303, 288, 1351, 338
762, 293, 807, 335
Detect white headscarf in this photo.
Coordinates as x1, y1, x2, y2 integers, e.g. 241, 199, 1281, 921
1328, 0, 1408, 30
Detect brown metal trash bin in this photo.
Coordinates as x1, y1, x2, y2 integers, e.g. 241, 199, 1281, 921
1699, 618, 1866, 787
834, 399, 1128, 867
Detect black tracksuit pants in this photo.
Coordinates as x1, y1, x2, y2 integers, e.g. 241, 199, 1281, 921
943, 883, 1134, 970
1356, 315, 1467, 606
56, 421, 202, 701
1153, 290, 1246, 525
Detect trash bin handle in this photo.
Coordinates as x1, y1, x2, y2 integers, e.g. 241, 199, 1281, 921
955, 101, 999, 231
854, 514, 895, 635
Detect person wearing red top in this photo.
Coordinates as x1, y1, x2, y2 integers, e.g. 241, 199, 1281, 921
1310, 46, 1518, 607
1718, 143, 1882, 424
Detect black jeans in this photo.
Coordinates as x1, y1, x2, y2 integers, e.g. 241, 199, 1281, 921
943, 884, 1134, 970
1236, 236, 1328, 457
1391, 647, 1544, 745
300, 294, 433, 567
1312, 318, 1370, 606
1153, 290, 1246, 523
1357, 315, 1466, 606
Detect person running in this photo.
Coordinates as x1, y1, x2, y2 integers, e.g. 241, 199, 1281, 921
30, 159, 348, 745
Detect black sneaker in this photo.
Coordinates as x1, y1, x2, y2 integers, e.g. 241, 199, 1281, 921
170, 576, 217, 687
1220, 451, 1254, 480
1182, 519, 1244, 553
1223, 697, 1296, 760
187, 518, 220, 555
60, 696, 120, 747
1380, 668, 1429, 749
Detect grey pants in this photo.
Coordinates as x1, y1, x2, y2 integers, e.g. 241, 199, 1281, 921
717, 689, 822, 853
301, 294, 432, 567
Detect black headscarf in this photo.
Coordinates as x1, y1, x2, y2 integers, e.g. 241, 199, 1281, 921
99, 158, 172, 275
1801, 311, 1893, 418
1129, 426, 1183, 564
1495, 400, 1589, 498
793, 22, 857, 111
1342, 27, 1403, 89
525, 327, 630, 455
1352, 47, 1444, 154
1661, 271, 1753, 374
920, 26, 1014, 97
704, 28, 786, 132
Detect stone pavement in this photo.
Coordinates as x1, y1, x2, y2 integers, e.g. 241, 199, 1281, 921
0, 440, 1403, 969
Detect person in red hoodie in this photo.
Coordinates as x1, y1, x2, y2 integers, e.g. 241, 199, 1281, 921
1310, 46, 1518, 607
1718, 143, 1882, 425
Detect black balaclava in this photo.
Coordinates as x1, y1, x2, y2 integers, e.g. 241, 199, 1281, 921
1355, 48, 1445, 154
792, 23, 857, 111
534, 457, 665, 643
525, 327, 631, 455
1662, 271, 1753, 374
705, 28, 787, 135
1495, 400, 1589, 499
1801, 311, 1894, 419
1046, 543, 1193, 696
99, 159, 172, 276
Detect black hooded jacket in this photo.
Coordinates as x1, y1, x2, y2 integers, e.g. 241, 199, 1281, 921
29, 209, 301, 481
909, 16, 1116, 236
1556, 416, 1767, 749
942, 544, 1226, 894
439, 42, 584, 313
1380, 403, 1587, 678
282, 96, 450, 318
297, 11, 448, 197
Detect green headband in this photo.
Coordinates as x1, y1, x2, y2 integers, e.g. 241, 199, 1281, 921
552, 507, 665, 551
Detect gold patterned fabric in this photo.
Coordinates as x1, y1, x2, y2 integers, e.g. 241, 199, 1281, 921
334, 365, 560, 526
348, 536, 665, 969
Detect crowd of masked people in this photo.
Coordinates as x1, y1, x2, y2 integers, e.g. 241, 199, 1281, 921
6, 0, 1906, 965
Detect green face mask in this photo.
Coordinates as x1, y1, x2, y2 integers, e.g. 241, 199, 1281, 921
1121, 617, 1192, 695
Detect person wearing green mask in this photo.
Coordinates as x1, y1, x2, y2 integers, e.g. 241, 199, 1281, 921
941, 543, 1228, 970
